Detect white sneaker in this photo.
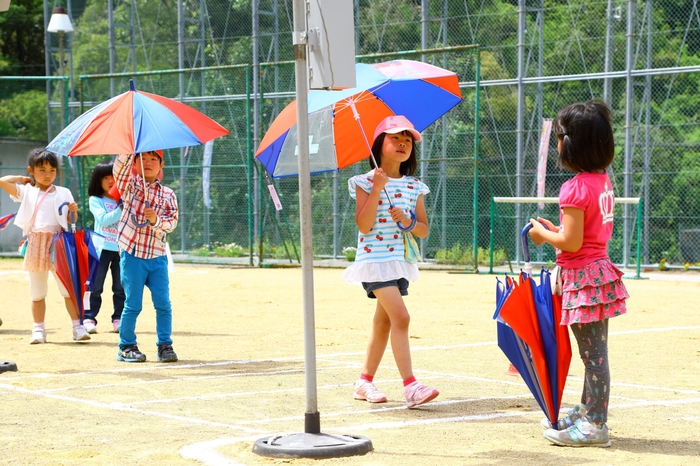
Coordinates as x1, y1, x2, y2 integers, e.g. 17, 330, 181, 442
353, 379, 388, 403
72, 325, 91, 342
30, 328, 46, 344
83, 319, 97, 334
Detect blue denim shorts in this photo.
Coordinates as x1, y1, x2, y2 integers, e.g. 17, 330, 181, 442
362, 278, 409, 299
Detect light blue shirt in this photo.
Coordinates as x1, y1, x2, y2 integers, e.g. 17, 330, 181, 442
89, 195, 122, 252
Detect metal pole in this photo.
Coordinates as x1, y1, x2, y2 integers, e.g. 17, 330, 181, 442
44, 0, 53, 141
603, 0, 615, 105
515, 0, 526, 264
421, 0, 428, 260
252, 0, 261, 261
472, 50, 481, 271
59, 32, 66, 129
623, 0, 636, 267
178, 0, 187, 252
643, 0, 652, 264
292, 0, 319, 433
108, 0, 115, 96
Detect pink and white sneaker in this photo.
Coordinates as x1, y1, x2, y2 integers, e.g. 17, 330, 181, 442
112, 320, 120, 333
353, 379, 388, 403
404, 381, 439, 408
83, 319, 97, 334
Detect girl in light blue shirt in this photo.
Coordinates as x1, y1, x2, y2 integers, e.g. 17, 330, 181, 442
85, 161, 124, 334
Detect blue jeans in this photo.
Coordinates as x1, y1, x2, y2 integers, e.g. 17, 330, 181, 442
119, 251, 172, 349
85, 249, 125, 324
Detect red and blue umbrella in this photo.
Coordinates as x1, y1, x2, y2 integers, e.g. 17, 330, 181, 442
492, 223, 572, 428
52, 204, 101, 321
256, 59, 463, 178
46, 80, 229, 156
0, 212, 16, 230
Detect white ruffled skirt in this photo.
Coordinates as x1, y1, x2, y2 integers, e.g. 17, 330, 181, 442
341, 260, 419, 286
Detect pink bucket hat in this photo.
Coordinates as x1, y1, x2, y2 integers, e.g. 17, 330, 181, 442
373, 115, 422, 143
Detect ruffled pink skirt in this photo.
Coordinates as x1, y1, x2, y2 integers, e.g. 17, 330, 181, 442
560, 258, 629, 325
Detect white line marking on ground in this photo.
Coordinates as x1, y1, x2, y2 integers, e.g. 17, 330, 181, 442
180, 397, 700, 466
4, 325, 697, 382
0, 383, 267, 434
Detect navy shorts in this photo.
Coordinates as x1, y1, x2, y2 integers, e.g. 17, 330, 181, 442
362, 278, 409, 299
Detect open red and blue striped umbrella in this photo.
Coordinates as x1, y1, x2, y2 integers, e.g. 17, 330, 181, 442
256, 59, 462, 178
46, 80, 229, 156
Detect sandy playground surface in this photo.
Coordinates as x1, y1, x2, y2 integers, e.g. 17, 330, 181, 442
0, 257, 699, 465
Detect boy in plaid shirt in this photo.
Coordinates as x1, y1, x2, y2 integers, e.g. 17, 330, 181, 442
113, 151, 179, 362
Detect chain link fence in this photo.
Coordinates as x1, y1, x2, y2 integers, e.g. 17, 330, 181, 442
2, 0, 699, 270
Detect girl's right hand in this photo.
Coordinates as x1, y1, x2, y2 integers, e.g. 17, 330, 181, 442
535, 216, 559, 232
372, 168, 388, 192
21, 176, 33, 185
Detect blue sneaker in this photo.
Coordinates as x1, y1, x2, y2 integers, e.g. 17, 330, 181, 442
117, 345, 146, 362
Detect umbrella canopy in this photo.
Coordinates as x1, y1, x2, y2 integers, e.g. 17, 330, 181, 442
46, 80, 229, 156
0, 212, 16, 230
52, 205, 101, 321
256, 59, 463, 178
493, 224, 572, 428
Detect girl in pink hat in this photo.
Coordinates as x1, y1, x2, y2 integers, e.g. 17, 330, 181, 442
341, 115, 439, 408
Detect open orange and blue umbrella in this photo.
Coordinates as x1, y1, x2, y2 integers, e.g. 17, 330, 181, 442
492, 223, 572, 428
46, 80, 229, 156
255, 59, 462, 178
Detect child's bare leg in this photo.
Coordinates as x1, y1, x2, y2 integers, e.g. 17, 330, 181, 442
31, 299, 46, 323
64, 298, 79, 321
373, 287, 412, 380
362, 304, 391, 377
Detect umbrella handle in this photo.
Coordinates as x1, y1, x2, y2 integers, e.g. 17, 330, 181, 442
521, 222, 549, 273
131, 200, 151, 228
58, 202, 77, 232
390, 206, 417, 232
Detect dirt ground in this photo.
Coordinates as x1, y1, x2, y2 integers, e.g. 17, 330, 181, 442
0, 257, 699, 466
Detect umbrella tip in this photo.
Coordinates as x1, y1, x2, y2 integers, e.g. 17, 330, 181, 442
130, 79, 135, 91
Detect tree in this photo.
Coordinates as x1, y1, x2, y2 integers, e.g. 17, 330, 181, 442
0, 0, 45, 76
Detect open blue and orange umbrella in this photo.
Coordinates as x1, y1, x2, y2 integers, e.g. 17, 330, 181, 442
255, 59, 463, 178
493, 224, 572, 428
46, 80, 229, 156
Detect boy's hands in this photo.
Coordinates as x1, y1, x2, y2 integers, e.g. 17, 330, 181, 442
144, 207, 157, 225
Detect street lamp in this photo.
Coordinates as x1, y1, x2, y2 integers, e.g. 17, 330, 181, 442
47, 5, 73, 128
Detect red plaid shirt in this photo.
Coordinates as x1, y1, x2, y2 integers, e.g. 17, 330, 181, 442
113, 154, 178, 259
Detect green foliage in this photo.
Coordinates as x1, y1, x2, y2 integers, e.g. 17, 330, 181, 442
434, 243, 507, 266
0, 90, 48, 140
0, 0, 45, 75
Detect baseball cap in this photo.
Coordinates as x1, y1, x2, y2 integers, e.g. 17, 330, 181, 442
373, 115, 422, 143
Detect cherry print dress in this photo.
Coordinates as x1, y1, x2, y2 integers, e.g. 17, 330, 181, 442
341, 170, 429, 286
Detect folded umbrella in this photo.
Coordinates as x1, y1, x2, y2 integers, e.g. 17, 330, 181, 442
493, 223, 572, 428
53, 204, 102, 321
0, 212, 16, 230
